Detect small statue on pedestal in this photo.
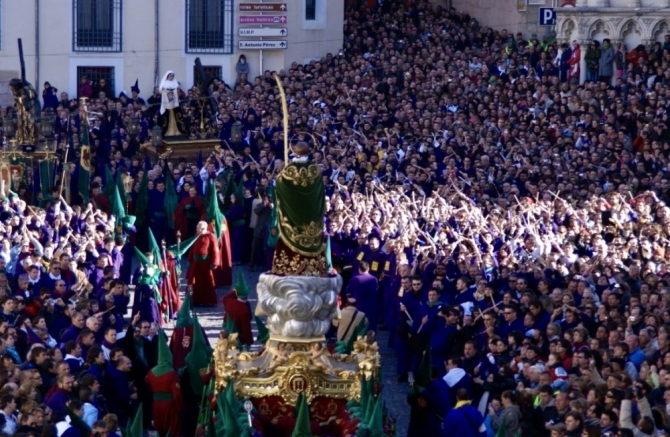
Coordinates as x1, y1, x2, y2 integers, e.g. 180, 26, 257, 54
158, 70, 186, 137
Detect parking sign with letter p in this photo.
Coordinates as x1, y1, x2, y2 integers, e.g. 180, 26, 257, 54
539, 8, 556, 26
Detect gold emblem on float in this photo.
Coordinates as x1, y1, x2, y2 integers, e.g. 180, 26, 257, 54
213, 335, 378, 404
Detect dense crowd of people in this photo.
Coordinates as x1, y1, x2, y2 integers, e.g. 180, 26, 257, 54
0, 0, 669, 436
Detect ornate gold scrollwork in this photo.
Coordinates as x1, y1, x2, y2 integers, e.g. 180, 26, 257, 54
279, 163, 321, 187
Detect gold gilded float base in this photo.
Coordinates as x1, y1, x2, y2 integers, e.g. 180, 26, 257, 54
214, 334, 380, 405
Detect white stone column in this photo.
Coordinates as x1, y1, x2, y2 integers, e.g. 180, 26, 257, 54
587, 0, 609, 6
579, 41, 588, 84
610, 39, 622, 86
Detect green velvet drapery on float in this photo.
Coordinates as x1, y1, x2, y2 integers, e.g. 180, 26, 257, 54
271, 161, 327, 277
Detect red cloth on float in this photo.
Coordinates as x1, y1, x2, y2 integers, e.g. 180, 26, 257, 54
248, 396, 356, 437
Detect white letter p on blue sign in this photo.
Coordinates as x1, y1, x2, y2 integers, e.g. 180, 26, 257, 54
539, 8, 556, 26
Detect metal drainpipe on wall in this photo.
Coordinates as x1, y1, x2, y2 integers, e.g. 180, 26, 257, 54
35, 0, 40, 89
155, 0, 160, 86
260, 0, 264, 77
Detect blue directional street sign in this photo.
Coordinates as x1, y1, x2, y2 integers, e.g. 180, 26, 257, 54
539, 7, 556, 26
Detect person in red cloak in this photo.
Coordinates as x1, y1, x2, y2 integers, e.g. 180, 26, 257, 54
222, 271, 253, 348
187, 221, 220, 306
90, 182, 110, 215
212, 216, 233, 287
145, 330, 183, 437
175, 186, 207, 240
158, 253, 181, 319
168, 292, 210, 370
568, 40, 581, 82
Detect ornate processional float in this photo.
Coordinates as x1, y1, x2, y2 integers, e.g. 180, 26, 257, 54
209, 76, 392, 437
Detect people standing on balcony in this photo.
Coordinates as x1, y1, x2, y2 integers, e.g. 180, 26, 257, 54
599, 38, 615, 84
42, 82, 59, 110
626, 44, 649, 68
558, 43, 571, 83
94, 78, 111, 101
78, 76, 92, 100
567, 40, 580, 83
616, 42, 627, 80
585, 40, 601, 83
235, 55, 250, 85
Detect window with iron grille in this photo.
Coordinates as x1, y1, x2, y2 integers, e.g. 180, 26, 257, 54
305, 0, 316, 21
73, 0, 122, 52
193, 66, 223, 88
78, 67, 115, 98
186, 0, 233, 54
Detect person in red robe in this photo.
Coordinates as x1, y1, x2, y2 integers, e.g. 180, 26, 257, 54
174, 187, 207, 239
90, 182, 110, 215
158, 254, 180, 320
212, 216, 233, 287
164, 233, 200, 317
186, 221, 220, 306
145, 330, 183, 437
169, 293, 209, 370
222, 271, 253, 347
568, 40, 581, 82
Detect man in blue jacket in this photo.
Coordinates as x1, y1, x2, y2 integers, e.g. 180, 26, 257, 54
430, 307, 459, 377
442, 388, 486, 437
498, 303, 524, 340
346, 261, 379, 331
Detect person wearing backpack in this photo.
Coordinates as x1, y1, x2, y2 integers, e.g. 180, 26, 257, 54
442, 388, 487, 437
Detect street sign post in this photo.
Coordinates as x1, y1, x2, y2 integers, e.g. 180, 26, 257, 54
239, 27, 287, 37
539, 8, 556, 26
239, 40, 288, 50
239, 3, 287, 12
239, 15, 287, 25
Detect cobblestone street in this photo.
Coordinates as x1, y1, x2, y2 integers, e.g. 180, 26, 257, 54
162, 266, 410, 436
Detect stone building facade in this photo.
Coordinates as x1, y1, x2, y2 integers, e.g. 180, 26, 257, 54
557, 2, 670, 82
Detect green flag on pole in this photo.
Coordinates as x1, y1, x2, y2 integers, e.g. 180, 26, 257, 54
167, 235, 199, 259
103, 165, 115, 200
185, 313, 210, 396
254, 316, 270, 344
39, 160, 54, 199
291, 393, 313, 437
368, 397, 384, 437
116, 170, 128, 213
147, 227, 162, 266
165, 175, 178, 230
415, 345, 432, 393
135, 168, 149, 228
206, 183, 224, 239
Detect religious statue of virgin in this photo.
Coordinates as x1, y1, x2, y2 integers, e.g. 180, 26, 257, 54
158, 70, 186, 136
